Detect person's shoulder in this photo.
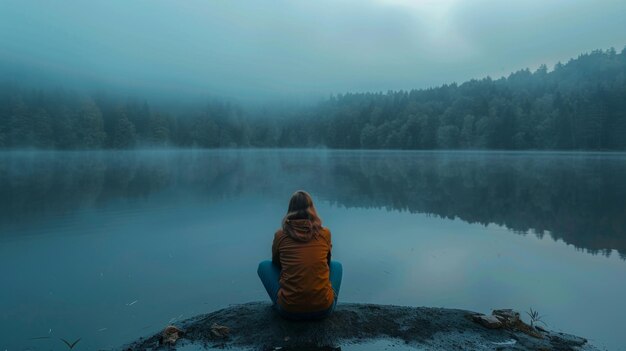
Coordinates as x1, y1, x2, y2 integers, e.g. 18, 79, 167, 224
274, 229, 287, 241
320, 227, 332, 240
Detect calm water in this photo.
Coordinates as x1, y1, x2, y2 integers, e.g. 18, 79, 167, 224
1, 150, 625, 351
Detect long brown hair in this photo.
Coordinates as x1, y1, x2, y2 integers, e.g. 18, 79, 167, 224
282, 190, 322, 233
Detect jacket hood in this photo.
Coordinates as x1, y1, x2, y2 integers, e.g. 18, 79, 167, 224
283, 219, 319, 242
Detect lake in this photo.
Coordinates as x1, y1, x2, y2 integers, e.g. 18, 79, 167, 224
1, 149, 625, 350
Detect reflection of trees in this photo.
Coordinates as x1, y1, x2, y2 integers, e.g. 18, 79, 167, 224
314, 153, 626, 258
1, 151, 624, 259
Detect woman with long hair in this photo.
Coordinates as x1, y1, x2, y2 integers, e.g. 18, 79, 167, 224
258, 190, 342, 319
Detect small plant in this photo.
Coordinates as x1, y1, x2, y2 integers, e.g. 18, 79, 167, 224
526, 308, 547, 329
60, 337, 81, 350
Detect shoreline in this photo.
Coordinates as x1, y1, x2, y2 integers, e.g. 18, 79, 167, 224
122, 302, 595, 351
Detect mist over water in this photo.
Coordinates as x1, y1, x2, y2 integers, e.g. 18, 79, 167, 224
2, 1, 626, 350
1, 150, 625, 350
2, 149, 626, 258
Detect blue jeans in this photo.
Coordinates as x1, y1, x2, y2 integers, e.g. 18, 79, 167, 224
257, 260, 343, 320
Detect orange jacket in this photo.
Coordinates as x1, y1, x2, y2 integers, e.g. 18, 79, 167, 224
272, 223, 334, 313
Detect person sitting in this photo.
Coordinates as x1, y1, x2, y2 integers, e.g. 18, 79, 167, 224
257, 190, 342, 320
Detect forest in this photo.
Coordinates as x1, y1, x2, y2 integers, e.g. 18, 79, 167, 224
1, 48, 625, 150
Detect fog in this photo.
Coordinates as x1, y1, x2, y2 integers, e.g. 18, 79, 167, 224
1, 0, 625, 103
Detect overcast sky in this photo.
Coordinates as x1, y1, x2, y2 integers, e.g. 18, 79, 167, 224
1, 0, 625, 103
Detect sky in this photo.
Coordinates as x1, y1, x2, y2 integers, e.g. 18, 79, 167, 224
1, 0, 625, 103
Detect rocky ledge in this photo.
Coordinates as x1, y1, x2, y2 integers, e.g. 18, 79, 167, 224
123, 302, 596, 351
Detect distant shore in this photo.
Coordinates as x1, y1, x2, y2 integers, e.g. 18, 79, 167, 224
122, 302, 595, 351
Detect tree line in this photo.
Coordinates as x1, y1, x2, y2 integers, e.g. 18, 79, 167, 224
1, 47, 625, 150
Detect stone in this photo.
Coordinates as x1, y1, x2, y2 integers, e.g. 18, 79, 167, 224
210, 323, 230, 338
472, 314, 503, 329
549, 332, 587, 347
161, 325, 183, 345
124, 302, 593, 351
492, 309, 521, 326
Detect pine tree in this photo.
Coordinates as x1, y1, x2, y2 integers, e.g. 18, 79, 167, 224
75, 99, 106, 148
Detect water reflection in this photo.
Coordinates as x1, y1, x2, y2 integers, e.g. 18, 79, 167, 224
2, 150, 625, 258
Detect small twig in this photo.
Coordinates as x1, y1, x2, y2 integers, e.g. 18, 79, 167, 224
60, 338, 81, 350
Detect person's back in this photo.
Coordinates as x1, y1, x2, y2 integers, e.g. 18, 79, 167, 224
258, 190, 342, 319
273, 224, 333, 313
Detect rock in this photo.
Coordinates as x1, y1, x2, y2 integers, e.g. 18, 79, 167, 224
491, 309, 545, 339
549, 332, 587, 347
160, 325, 183, 346
123, 302, 596, 351
472, 314, 503, 329
210, 323, 230, 338
492, 309, 521, 326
